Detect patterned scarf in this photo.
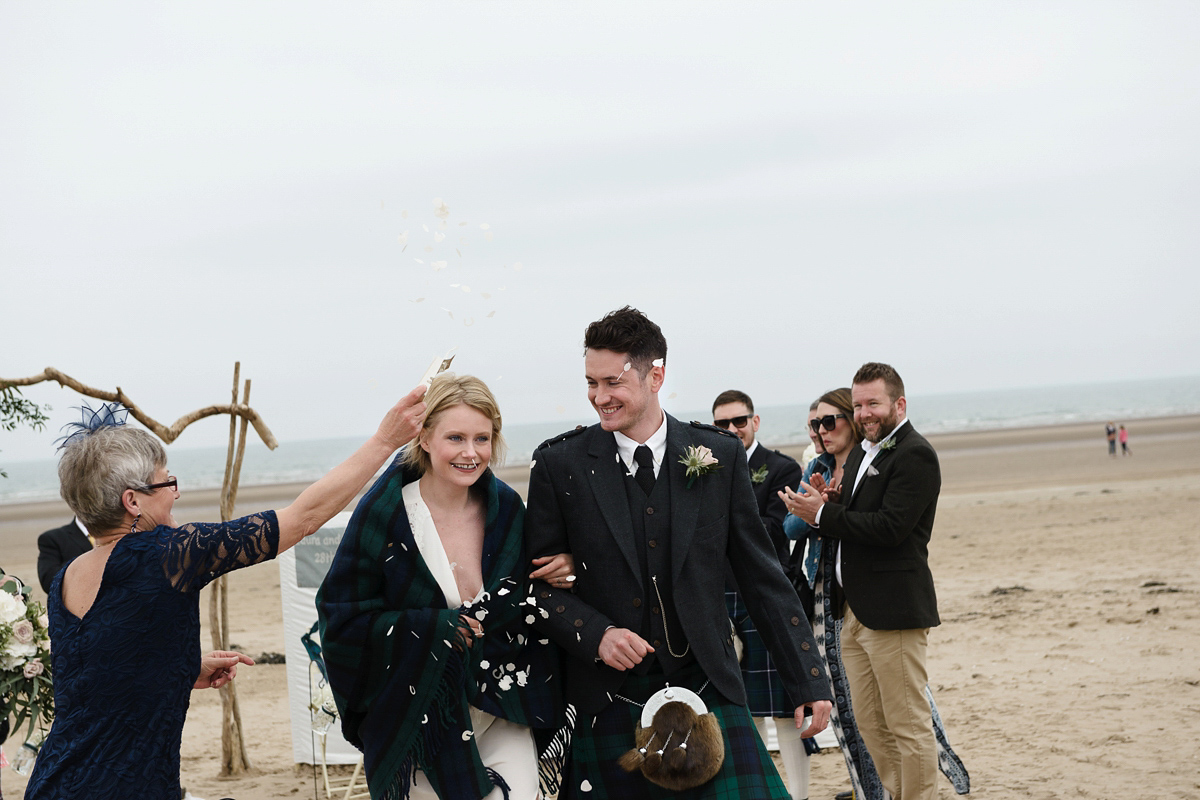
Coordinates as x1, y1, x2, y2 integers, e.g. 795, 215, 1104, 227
317, 458, 562, 800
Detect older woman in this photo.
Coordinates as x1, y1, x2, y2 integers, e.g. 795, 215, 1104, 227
317, 374, 571, 800
25, 389, 428, 800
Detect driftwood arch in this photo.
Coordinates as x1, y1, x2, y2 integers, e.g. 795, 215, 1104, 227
2, 363, 277, 777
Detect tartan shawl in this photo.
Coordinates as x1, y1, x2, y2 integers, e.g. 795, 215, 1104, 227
317, 458, 562, 800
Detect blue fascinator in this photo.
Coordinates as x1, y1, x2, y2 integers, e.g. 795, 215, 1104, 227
56, 402, 131, 451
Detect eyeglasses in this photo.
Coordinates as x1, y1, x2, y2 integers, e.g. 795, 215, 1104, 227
809, 414, 847, 433
713, 415, 751, 430
137, 476, 178, 493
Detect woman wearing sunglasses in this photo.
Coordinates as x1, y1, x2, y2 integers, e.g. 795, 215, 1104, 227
783, 388, 889, 799
26, 389, 428, 800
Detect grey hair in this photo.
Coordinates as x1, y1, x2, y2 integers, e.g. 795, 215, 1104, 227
58, 425, 167, 531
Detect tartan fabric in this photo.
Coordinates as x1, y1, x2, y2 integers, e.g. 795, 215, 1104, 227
725, 590, 793, 718
560, 666, 790, 800
317, 458, 561, 800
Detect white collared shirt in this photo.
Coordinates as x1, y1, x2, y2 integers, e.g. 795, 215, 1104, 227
613, 412, 668, 479
829, 417, 909, 586
744, 439, 760, 462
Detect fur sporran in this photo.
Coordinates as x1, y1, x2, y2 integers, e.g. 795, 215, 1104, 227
617, 688, 725, 791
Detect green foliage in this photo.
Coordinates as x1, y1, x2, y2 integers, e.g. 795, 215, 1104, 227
1, 384, 51, 478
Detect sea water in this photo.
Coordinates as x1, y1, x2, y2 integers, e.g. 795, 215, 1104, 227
3, 375, 1198, 505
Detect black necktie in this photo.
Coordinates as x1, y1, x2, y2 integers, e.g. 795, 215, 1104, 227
634, 445, 656, 496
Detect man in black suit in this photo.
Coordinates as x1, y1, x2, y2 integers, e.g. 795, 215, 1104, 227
712, 389, 810, 800
526, 307, 831, 799
37, 517, 93, 594
784, 362, 941, 800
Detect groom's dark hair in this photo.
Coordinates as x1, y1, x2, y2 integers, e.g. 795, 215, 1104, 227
584, 306, 668, 373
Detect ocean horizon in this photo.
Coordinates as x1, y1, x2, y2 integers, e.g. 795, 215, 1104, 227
2, 374, 1198, 506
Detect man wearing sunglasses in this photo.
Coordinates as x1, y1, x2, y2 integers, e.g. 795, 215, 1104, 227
712, 390, 810, 800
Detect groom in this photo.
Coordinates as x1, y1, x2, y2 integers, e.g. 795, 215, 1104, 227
526, 306, 831, 799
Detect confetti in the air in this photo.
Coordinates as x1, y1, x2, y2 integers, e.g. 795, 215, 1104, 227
480, 223, 490, 230
434, 232, 445, 243
668, 392, 677, 400
422, 224, 430, 233
580, 780, 593, 792
480, 292, 491, 300
462, 730, 474, 741
433, 198, 450, 219
432, 261, 448, 271
487, 311, 496, 318
652, 358, 664, 367
397, 232, 409, 245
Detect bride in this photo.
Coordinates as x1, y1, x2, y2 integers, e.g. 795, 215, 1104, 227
318, 373, 572, 800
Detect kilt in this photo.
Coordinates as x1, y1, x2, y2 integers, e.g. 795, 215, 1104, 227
560, 663, 789, 800
726, 590, 793, 718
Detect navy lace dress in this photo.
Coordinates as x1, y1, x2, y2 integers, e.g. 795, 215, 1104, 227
25, 512, 279, 800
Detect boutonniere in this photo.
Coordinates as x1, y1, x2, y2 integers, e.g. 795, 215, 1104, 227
680, 445, 721, 488
749, 464, 769, 485
879, 438, 897, 451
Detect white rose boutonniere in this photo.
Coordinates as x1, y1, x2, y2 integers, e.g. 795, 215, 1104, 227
879, 438, 897, 451
680, 445, 721, 488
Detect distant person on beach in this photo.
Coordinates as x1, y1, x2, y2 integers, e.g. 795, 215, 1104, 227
783, 363, 953, 800
26, 389, 428, 800
525, 306, 831, 800
318, 374, 572, 800
1119, 424, 1131, 456
36, 517, 92, 594
1106, 421, 1117, 457
712, 389, 809, 800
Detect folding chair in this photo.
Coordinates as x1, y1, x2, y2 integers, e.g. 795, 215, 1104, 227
302, 622, 369, 800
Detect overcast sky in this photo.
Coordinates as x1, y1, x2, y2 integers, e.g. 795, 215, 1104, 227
3, 2, 1198, 462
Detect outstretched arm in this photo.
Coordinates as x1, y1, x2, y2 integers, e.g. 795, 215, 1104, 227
275, 385, 427, 553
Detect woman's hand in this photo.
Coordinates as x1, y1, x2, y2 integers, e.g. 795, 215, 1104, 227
457, 615, 484, 650
194, 650, 255, 689
376, 384, 429, 450
530, 553, 576, 589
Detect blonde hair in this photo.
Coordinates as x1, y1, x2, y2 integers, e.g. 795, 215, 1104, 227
400, 374, 506, 474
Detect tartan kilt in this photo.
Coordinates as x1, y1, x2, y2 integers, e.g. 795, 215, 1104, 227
726, 591, 794, 718
560, 664, 789, 800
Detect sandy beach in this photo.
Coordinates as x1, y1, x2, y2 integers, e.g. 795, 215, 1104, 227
2, 416, 1198, 798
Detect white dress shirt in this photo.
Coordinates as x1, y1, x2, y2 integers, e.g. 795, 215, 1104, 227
613, 412, 668, 479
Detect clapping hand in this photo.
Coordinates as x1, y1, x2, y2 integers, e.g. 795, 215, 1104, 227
808, 472, 841, 504
779, 482, 825, 525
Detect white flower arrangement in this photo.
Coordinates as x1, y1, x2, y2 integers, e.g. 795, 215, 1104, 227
0, 574, 54, 743
679, 445, 721, 488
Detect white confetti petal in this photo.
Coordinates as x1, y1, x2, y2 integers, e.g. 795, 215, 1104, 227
517, 670, 528, 686
424, 245, 434, 253
422, 224, 430, 233
652, 358, 664, 367
623, 362, 632, 373
580, 779, 593, 792
461, 285, 470, 292
410, 685, 416, 695
432, 261, 448, 270
434, 232, 445, 242
668, 392, 677, 400
480, 660, 490, 669
397, 232, 409, 245
480, 223, 490, 230
526, 615, 536, 625
498, 675, 513, 691
529, 460, 536, 470
450, 283, 460, 288
415, 259, 424, 264
441, 308, 454, 319
459, 221, 468, 226
456, 248, 463, 257
432, 198, 449, 219
498, 587, 511, 596
387, 625, 395, 636
462, 730, 474, 741
480, 292, 491, 300
538, 607, 550, 619
487, 311, 496, 318
463, 317, 474, 327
